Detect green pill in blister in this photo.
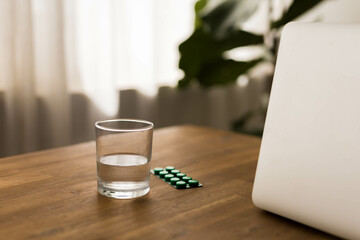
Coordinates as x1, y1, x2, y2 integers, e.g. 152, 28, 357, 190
182, 176, 192, 182
176, 173, 186, 179
165, 166, 175, 171
176, 181, 187, 189
164, 174, 174, 182
171, 169, 181, 175
188, 180, 199, 187
159, 171, 168, 178
170, 177, 180, 185
154, 168, 163, 175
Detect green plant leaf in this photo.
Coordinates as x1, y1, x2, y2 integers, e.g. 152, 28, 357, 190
271, 0, 323, 29
194, 0, 208, 29
201, 0, 263, 39
178, 76, 192, 89
178, 28, 263, 88
196, 58, 262, 87
221, 30, 264, 51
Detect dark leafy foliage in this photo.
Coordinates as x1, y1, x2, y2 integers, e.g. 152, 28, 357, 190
178, 0, 323, 89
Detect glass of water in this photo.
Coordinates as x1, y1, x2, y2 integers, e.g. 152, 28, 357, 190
95, 119, 154, 199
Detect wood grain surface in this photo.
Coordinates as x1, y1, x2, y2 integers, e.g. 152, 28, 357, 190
0, 125, 339, 239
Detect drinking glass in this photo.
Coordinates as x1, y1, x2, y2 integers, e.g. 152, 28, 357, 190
95, 119, 154, 199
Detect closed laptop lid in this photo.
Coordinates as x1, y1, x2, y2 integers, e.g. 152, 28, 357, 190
252, 22, 360, 239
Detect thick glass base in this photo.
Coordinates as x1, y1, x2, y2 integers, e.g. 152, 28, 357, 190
97, 182, 149, 199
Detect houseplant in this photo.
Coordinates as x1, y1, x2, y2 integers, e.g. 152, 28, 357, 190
177, 0, 323, 135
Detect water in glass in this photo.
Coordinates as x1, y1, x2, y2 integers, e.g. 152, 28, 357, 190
97, 153, 150, 198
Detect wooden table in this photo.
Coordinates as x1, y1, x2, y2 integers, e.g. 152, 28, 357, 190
0, 125, 338, 239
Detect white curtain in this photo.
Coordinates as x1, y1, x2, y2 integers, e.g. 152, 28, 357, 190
0, 0, 196, 157
0, 0, 274, 158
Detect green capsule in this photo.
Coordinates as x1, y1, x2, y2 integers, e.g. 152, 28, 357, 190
176, 173, 186, 179
154, 168, 163, 175
165, 166, 175, 171
182, 176, 192, 182
171, 169, 181, 175
176, 181, 187, 189
170, 177, 180, 185
164, 174, 174, 182
188, 180, 199, 187
159, 171, 168, 178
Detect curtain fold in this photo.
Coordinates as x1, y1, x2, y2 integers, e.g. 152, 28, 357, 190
33, 0, 71, 147
1, 0, 38, 155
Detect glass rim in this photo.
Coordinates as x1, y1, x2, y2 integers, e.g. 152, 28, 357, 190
95, 119, 154, 132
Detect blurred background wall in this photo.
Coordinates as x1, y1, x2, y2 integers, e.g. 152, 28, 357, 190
0, 0, 359, 157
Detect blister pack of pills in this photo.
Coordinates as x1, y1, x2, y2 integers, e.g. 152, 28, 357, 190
151, 166, 203, 189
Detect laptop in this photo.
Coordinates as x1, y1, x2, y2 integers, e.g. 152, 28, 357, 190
252, 22, 360, 239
